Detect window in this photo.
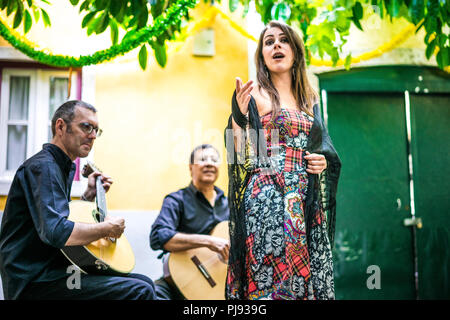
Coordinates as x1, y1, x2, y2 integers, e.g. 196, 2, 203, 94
0, 67, 89, 196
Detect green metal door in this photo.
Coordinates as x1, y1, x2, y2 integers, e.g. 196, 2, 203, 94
318, 66, 450, 300
410, 93, 450, 299
325, 91, 415, 299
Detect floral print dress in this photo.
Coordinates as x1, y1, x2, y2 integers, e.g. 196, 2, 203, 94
227, 107, 335, 300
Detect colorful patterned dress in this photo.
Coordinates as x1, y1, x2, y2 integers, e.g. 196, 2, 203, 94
227, 107, 335, 300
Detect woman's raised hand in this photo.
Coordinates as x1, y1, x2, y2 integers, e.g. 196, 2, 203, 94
235, 77, 254, 115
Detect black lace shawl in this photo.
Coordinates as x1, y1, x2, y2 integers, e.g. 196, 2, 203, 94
224, 92, 341, 299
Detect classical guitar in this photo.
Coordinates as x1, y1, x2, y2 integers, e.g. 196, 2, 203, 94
165, 221, 229, 300
61, 162, 135, 275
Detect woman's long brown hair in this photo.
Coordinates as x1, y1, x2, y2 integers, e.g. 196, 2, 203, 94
255, 20, 318, 120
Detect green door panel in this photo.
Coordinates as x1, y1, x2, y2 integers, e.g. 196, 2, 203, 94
326, 92, 415, 299
410, 93, 450, 299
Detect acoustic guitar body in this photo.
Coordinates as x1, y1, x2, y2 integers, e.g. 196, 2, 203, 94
61, 200, 135, 276
167, 221, 229, 300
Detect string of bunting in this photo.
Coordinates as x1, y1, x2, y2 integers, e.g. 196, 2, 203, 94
0, 0, 197, 68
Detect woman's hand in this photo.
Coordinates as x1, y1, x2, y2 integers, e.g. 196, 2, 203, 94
235, 77, 254, 115
305, 151, 327, 174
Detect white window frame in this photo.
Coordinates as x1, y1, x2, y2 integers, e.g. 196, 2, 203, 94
0, 67, 91, 196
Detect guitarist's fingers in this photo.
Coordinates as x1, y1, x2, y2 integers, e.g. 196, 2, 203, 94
90, 171, 102, 178
102, 181, 113, 192
100, 175, 113, 191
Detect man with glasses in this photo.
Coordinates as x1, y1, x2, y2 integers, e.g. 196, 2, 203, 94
150, 144, 230, 300
0, 100, 156, 300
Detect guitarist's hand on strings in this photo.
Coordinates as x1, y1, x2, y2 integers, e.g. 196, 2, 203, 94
207, 236, 230, 263
82, 171, 114, 202
104, 216, 125, 239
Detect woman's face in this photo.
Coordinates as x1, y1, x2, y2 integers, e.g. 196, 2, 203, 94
262, 26, 295, 74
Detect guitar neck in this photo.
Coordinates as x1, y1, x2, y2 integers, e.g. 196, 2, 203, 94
95, 176, 107, 221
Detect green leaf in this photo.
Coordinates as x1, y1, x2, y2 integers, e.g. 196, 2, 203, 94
352, 2, 363, 20
388, 0, 401, 17
13, 9, 23, 29
41, 9, 51, 27
96, 12, 110, 34
87, 15, 99, 35
335, 9, 351, 32
426, 38, 437, 59
440, 4, 448, 24
115, 2, 126, 23
151, 0, 166, 18
152, 42, 167, 68
424, 16, 438, 34
436, 46, 449, 68
352, 15, 363, 31
0, 0, 7, 10
82, 11, 96, 28
110, 19, 118, 45
137, 8, 149, 29
121, 29, 136, 44
70, 0, 80, 5
379, 0, 384, 19
79, 0, 90, 12
26, 0, 32, 7
7, 0, 18, 16
271, 2, 291, 21
344, 54, 352, 70
109, 0, 121, 16
436, 50, 443, 69
130, 0, 141, 18
24, 10, 32, 33
229, 0, 239, 13
410, 0, 425, 24
138, 44, 148, 70
94, 0, 108, 11
33, 7, 40, 22
438, 34, 447, 48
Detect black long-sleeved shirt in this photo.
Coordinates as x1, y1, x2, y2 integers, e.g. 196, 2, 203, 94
0, 143, 75, 300
150, 182, 229, 255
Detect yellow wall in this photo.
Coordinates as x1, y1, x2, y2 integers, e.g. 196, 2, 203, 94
91, 4, 247, 211
0, 3, 247, 212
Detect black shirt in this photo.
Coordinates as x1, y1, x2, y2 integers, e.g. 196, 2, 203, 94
149, 182, 229, 254
0, 144, 76, 299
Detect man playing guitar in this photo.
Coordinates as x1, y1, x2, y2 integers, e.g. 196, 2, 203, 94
150, 144, 230, 300
0, 100, 156, 300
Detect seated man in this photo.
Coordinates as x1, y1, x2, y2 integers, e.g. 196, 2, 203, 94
150, 144, 230, 300
0, 100, 155, 300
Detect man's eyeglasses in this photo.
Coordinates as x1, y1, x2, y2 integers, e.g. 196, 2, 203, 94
78, 122, 102, 137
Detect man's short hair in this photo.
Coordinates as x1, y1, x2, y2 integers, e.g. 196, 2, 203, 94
51, 100, 97, 137
189, 144, 220, 164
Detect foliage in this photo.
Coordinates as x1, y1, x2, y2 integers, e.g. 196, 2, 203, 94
228, 0, 449, 69
0, 0, 195, 68
0, 0, 193, 69
0, 0, 448, 69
